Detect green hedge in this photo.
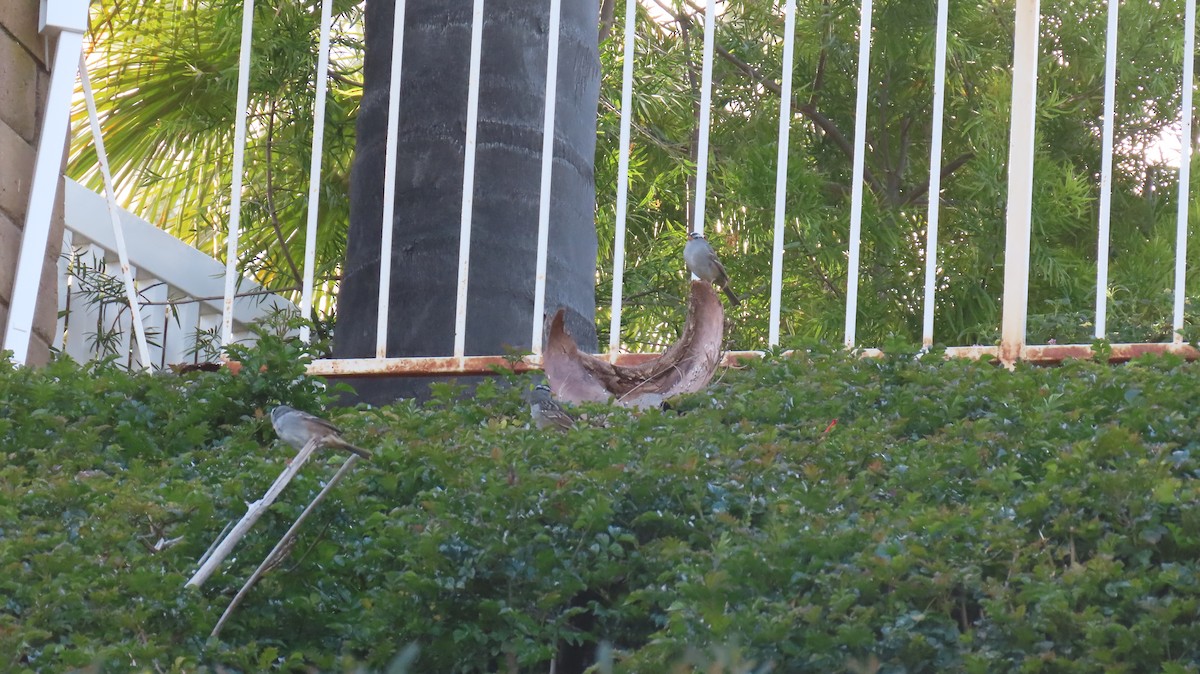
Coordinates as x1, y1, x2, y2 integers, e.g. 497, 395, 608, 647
2, 337, 1200, 672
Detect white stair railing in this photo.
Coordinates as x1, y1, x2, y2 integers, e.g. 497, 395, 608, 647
56, 179, 297, 369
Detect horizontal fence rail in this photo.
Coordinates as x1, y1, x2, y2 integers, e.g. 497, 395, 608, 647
7, 0, 1200, 375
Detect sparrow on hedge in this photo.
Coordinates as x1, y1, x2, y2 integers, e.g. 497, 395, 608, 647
270, 405, 372, 459
684, 231, 740, 306
527, 384, 576, 431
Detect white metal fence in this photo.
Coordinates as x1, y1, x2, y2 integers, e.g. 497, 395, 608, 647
6, 0, 1200, 374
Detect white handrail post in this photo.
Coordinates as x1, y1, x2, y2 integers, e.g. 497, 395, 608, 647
768, 0, 797, 348
531, 0, 564, 356
1173, 0, 1197, 343
844, 0, 873, 349
921, 0, 949, 349
692, 0, 718, 238
300, 0, 336, 344
1000, 0, 1041, 366
1094, 0, 1119, 339
79, 57, 153, 370
608, 0, 638, 360
454, 0, 487, 361
3, 0, 88, 365
376, 0, 408, 358
220, 0, 256, 350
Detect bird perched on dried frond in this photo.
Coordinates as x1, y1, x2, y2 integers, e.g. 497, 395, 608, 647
684, 231, 740, 306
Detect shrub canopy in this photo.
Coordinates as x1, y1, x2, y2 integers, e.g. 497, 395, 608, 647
3, 338, 1200, 672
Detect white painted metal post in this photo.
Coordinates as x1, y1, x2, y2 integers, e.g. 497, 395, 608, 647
692, 0, 718, 236
608, 0, 638, 359
531, 0, 564, 356
1094, 0, 1119, 339
54, 231, 72, 351
165, 297, 199, 367
768, 0, 797, 348
1174, 0, 1197, 341
139, 279, 168, 369
300, 0, 335, 344
454, 0, 487, 360
3, 1, 87, 364
197, 311, 223, 362
376, 0, 408, 358
220, 0, 256, 349
65, 244, 105, 361
844, 0, 873, 349
113, 260, 134, 364
921, 0, 949, 349
135, 271, 168, 369
1000, 0, 1041, 365
79, 58, 153, 370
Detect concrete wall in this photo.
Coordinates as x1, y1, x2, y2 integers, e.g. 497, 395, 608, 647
0, 2, 66, 365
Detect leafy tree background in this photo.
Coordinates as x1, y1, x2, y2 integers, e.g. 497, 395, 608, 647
68, 0, 1200, 351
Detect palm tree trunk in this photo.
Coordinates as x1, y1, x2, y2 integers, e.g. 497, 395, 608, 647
335, 0, 601, 400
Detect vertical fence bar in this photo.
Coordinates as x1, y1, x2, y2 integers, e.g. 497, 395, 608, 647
165, 297, 199, 367
137, 273, 167, 369
531, 0, 564, 356
3, 22, 85, 364
454, 0, 487, 360
1094, 0, 1119, 339
376, 0, 408, 358
608, 0, 638, 359
692, 0, 718, 236
1174, 0, 1196, 341
65, 244, 105, 361
299, 0, 335, 344
79, 58, 152, 370
220, 0, 256, 348
197, 311, 222, 362
768, 0, 797, 348
920, 0, 949, 349
114, 260, 134, 365
54, 231, 73, 351
1000, 0, 1041, 365
844, 0, 873, 349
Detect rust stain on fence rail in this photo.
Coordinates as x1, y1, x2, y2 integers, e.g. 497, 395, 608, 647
304, 342, 1200, 378
308, 351, 762, 377
1023, 342, 1199, 363
308, 356, 541, 377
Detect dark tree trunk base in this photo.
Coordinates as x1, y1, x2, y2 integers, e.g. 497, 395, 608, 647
334, 0, 601, 401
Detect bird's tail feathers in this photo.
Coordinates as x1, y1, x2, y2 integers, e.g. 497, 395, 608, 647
329, 437, 372, 460
722, 284, 741, 306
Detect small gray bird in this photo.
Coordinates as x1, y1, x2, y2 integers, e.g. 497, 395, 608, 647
270, 405, 372, 459
527, 384, 576, 431
684, 231, 740, 306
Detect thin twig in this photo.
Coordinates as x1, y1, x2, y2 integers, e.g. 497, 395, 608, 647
598, 0, 617, 42
599, 98, 688, 155
676, 4, 702, 231
138, 285, 301, 307
209, 454, 361, 640
263, 99, 303, 285
650, 0, 890, 196
619, 283, 675, 303
328, 68, 363, 88
285, 520, 334, 572
185, 437, 322, 589
902, 152, 976, 206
